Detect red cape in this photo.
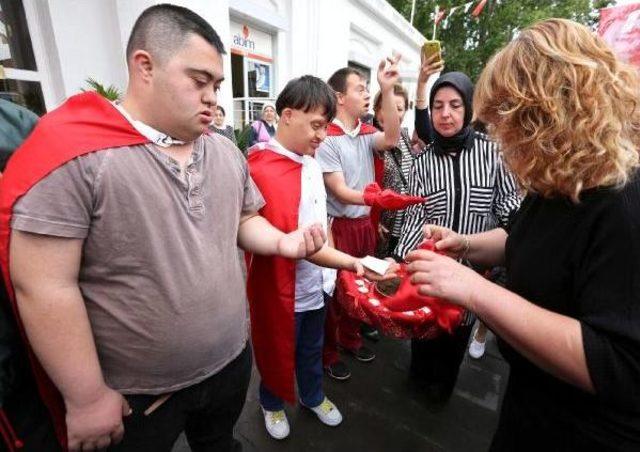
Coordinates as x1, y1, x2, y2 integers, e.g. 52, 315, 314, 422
326, 121, 384, 231
246, 146, 301, 403
0, 92, 149, 448
325, 120, 378, 137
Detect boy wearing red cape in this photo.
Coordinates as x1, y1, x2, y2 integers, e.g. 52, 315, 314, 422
247, 76, 399, 440
0, 6, 326, 452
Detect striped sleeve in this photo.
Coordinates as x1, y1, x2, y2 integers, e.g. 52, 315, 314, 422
394, 156, 428, 259
492, 151, 521, 228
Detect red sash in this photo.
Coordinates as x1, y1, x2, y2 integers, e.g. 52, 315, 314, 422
246, 146, 301, 403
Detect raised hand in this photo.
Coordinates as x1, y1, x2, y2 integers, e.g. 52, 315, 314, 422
418, 51, 445, 84
377, 53, 402, 92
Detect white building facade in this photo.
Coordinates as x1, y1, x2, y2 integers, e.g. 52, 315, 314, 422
2, 0, 426, 131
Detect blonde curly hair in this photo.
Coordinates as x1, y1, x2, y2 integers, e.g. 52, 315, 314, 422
474, 18, 640, 202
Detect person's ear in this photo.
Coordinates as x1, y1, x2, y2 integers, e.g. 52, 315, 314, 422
336, 92, 346, 106
281, 108, 294, 125
129, 50, 154, 83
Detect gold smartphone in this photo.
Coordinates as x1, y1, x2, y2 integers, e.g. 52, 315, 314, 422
421, 40, 442, 64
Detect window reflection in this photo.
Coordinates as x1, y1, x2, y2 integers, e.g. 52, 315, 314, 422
0, 0, 37, 71
0, 79, 44, 116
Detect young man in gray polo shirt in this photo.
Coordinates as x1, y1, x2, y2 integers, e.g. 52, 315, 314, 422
6, 5, 325, 452
315, 58, 402, 380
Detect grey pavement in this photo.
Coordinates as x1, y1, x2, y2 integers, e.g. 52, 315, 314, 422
173, 326, 509, 452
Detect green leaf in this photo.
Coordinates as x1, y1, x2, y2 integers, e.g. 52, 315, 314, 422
82, 77, 122, 101
390, 0, 613, 82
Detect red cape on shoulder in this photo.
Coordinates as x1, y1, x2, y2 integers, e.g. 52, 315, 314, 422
0, 92, 149, 448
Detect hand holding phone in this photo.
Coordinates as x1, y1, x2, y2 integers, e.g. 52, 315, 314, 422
419, 41, 445, 84
421, 40, 442, 64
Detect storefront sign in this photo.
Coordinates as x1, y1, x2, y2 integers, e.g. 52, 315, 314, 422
230, 21, 273, 62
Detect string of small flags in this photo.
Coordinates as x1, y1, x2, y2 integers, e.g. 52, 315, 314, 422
435, 0, 488, 28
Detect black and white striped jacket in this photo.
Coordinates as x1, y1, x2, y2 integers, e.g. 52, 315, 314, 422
395, 132, 521, 259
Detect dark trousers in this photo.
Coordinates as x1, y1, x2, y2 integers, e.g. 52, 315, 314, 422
323, 217, 376, 365
260, 305, 327, 410
2, 374, 61, 452
109, 345, 252, 452
410, 324, 473, 401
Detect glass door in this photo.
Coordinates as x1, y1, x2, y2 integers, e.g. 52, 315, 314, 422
0, 0, 46, 115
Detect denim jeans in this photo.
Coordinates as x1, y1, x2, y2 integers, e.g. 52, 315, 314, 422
109, 344, 252, 452
260, 305, 327, 410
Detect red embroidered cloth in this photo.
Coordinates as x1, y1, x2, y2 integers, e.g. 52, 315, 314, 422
335, 269, 464, 340
335, 239, 464, 339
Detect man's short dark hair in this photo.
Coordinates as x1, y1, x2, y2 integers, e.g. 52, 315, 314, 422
275, 75, 337, 122
327, 67, 365, 94
126, 4, 225, 65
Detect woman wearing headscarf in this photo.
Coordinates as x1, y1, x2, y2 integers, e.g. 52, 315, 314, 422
393, 70, 521, 403
248, 102, 277, 147
407, 19, 640, 450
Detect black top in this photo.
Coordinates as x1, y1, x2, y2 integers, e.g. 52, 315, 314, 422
209, 124, 237, 145
494, 174, 640, 451
414, 107, 433, 145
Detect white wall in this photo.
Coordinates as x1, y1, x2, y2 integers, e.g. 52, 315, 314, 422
46, 0, 127, 100
307, 0, 425, 131
29, 0, 425, 130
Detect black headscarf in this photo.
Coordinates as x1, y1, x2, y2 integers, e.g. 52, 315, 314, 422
429, 72, 474, 156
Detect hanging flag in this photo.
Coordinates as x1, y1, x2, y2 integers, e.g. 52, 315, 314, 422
471, 0, 488, 17
463, 1, 474, 14
442, 6, 458, 29
435, 8, 447, 25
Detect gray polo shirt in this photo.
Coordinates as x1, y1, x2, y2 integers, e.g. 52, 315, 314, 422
11, 133, 264, 394
315, 122, 376, 218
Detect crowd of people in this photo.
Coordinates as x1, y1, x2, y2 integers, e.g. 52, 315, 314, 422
0, 3, 639, 452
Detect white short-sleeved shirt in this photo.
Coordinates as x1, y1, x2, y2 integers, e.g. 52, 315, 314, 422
269, 139, 337, 310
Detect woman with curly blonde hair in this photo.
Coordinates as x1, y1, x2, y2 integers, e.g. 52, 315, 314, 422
406, 18, 640, 450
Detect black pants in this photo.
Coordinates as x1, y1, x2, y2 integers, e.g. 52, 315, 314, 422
110, 345, 252, 452
410, 324, 473, 402
2, 373, 61, 452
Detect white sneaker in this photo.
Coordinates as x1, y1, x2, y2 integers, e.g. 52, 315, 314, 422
262, 408, 290, 440
469, 337, 486, 359
303, 397, 343, 426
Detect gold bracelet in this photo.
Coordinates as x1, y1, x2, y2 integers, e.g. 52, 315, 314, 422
461, 236, 470, 260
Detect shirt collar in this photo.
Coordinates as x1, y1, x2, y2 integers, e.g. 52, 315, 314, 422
332, 117, 362, 138
112, 102, 186, 148
269, 138, 305, 164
